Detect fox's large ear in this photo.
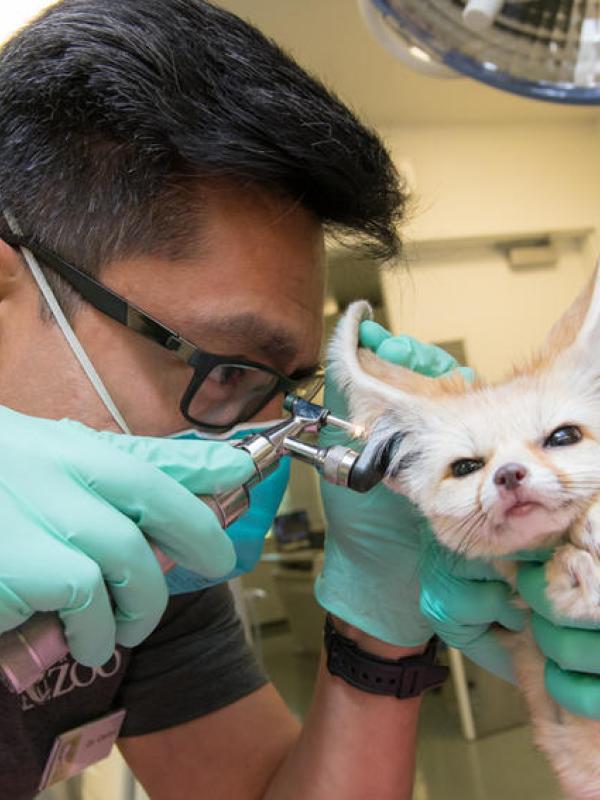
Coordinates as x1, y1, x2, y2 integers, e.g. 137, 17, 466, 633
328, 301, 467, 431
538, 264, 600, 363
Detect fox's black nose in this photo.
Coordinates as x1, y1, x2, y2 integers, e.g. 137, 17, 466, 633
493, 463, 528, 491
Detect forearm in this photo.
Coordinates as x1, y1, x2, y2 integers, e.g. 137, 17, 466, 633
265, 622, 425, 800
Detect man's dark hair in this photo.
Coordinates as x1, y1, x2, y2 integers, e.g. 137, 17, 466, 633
0, 0, 407, 313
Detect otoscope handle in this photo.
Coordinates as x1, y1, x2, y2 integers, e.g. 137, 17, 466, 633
0, 613, 68, 695
198, 486, 250, 530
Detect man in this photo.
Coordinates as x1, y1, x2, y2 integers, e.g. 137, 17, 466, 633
0, 2, 440, 797
0, 2, 596, 799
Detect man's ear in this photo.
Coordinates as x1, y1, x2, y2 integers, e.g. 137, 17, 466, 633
0, 237, 25, 298
329, 300, 462, 431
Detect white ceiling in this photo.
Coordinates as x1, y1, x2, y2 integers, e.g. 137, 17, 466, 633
216, 0, 600, 127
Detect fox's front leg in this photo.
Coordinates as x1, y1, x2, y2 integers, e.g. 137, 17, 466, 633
511, 503, 600, 799
546, 502, 600, 622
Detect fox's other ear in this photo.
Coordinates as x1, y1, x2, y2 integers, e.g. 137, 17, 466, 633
328, 301, 463, 431
539, 264, 600, 362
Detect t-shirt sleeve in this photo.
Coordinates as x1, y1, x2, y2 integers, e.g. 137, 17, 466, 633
116, 584, 268, 737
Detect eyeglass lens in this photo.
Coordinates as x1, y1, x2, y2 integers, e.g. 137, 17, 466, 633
186, 363, 323, 428
187, 363, 280, 427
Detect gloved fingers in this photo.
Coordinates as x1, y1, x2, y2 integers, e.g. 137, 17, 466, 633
499, 548, 555, 562
496, 595, 527, 632
359, 321, 475, 388
544, 659, 600, 720
74, 448, 237, 578
376, 334, 459, 376
8, 544, 117, 666
8, 546, 119, 666
77, 427, 255, 494
110, 541, 169, 648
0, 583, 33, 632
358, 320, 390, 351
113, 573, 168, 649
461, 629, 517, 684
530, 612, 600, 674
431, 553, 505, 582
52, 495, 170, 649
419, 534, 509, 582
429, 606, 517, 684
423, 610, 489, 651
458, 366, 475, 382
421, 573, 526, 632
3, 548, 132, 667
58, 570, 116, 667
517, 562, 600, 630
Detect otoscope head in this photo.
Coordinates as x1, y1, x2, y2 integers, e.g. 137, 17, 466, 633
283, 393, 365, 438
346, 432, 404, 493
283, 394, 328, 425
282, 394, 403, 494
348, 433, 404, 492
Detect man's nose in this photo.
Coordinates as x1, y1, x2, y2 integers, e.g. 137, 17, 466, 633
493, 463, 528, 491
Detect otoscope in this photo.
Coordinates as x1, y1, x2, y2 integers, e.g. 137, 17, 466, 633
0, 394, 390, 694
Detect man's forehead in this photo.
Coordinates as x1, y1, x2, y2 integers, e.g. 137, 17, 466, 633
182, 310, 321, 371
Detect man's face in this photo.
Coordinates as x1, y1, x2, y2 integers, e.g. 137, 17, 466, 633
1, 180, 326, 435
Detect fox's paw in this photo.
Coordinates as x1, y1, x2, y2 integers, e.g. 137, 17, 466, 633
546, 543, 600, 621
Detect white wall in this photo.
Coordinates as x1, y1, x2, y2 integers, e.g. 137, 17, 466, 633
380, 119, 600, 245
377, 119, 600, 380
382, 238, 591, 381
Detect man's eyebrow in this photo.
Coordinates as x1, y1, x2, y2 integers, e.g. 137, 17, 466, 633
188, 312, 303, 370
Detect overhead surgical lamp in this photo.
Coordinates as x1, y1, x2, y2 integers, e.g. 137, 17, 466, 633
359, 0, 600, 104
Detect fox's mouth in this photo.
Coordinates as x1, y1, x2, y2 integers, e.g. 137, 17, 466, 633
505, 499, 548, 517
499, 486, 553, 518
495, 492, 575, 545
502, 491, 574, 520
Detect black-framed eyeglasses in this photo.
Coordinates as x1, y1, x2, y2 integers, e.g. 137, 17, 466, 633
3, 233, 324, 432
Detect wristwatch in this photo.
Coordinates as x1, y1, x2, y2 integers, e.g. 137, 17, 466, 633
324, 615, 449, 699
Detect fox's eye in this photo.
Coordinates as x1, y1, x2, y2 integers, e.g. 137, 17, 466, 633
451, 458, 485, 478
544, 425, 582, 448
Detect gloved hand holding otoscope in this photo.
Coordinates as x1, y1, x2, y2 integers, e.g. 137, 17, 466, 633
0, 394, 391, 695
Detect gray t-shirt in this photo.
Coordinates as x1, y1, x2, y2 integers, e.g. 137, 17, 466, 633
0, 585, 267, 799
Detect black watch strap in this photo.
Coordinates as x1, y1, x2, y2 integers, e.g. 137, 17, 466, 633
324, 615, 449, 699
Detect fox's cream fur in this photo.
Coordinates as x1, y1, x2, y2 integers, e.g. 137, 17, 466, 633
331, 269, 600, 799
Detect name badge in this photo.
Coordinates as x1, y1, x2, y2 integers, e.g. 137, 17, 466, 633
38, 709, 127, 791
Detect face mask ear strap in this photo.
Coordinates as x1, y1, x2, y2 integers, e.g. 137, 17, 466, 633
2, 208, 132, 434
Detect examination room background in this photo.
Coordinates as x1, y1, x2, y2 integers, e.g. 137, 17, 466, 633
2, 1, 598, 798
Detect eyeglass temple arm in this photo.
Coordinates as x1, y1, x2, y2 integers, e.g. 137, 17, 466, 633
1, 232, 195, 360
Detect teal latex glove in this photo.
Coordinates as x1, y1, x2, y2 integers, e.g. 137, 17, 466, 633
518, 563, 600, 719
419, 537, 526, 682
315, 320, 474, 645
0, 406, 254, 666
